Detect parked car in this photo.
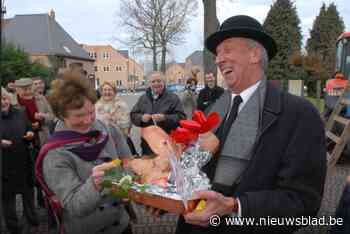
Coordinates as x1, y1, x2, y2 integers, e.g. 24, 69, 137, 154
167, 84, 185, 93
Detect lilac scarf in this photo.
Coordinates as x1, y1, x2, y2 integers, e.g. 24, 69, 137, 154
48, 130, 109, 161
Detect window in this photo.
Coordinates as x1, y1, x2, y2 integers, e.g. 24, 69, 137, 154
94, 66, 98, 71
116, 66, 122, 71
93, 52, 97, 59
103, 66, 110, 72
336, 40, 344, 72
89, 52, 96, 58
102, 52, 109, 59
62, 59, 67, 68
96, 78, 100, 87
115, 80, 122, 87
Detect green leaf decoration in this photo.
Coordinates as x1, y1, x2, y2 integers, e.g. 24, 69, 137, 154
101, 165, 147, 199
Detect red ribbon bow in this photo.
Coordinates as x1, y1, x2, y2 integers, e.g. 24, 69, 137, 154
170, 110, 220, 146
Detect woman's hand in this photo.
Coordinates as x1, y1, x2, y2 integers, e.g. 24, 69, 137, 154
91, 160, 119, 191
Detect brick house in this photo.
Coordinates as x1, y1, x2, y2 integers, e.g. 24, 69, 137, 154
82, 44, 144, 91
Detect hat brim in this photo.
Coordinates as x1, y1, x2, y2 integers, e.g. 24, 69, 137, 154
205, 27, 277, 60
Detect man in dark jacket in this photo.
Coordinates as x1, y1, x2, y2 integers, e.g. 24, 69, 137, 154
130, 71, 186, 155
176, 15, 326, 234
197, 72, 224, 112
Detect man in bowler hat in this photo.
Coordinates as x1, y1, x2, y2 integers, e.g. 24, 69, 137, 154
176, 15, 326, 234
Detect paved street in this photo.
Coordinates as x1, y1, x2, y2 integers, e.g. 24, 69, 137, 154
2, 93, 350, 234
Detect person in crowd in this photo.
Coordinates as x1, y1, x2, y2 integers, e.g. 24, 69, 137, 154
1, 87, 39, 234
330, 176, 350, 234
32, 76, 46, 96
324, 71, 348, 119
130, 71, 186, 155
6, 81, 16, 93
197, 72, 224, 112
182, 68, 199, 119
41, 71, 132, 234
6, 81, 18, 105
14, 77, 55, 207
95, 82, 137, 155
15, 77, 54, 146
176, 15, 326, 234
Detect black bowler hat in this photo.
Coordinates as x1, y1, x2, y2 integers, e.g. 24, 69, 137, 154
205, 15, 277, 60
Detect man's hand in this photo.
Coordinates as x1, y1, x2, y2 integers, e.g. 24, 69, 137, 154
141, 114, 152, 123
1, 139, 13, 147
32, 122, 40, 130
184, 190, 237, 227
151, 114, 165, 122
34, 112, 45, 121
23, 131, 35, 141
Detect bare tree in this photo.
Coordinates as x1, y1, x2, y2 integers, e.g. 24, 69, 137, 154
117, 0, 196, 73
117, 0, 160, 71
157, 0, 197, 73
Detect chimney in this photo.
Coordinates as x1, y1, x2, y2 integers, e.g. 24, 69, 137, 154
49, 9, 55, 19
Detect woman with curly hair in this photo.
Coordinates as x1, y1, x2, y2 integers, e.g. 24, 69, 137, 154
95, 82, 137, 155
39, 71, 132, 234
95, 82, 130, 132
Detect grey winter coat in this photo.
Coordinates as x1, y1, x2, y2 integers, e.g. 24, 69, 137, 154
42, 120, 131, 234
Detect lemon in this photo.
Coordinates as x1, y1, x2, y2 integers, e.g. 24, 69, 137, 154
195, 199, 206, 211
111, 159, 121, 167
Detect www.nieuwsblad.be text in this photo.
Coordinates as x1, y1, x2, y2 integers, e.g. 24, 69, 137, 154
209, 215, 343, 227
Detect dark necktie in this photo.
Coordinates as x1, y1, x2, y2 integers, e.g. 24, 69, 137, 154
217, 95, 243, 146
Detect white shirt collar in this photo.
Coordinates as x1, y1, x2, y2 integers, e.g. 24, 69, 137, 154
231, 81, 261, 112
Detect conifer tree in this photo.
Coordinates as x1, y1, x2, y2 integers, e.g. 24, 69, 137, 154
263, 0, 303, 81
306, 3, 344, 80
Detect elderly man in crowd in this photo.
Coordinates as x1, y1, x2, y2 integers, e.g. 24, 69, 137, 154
15, 78, 54, 147
15, 77, 54, 207
130, 71, 186, 155
176, 15, 326, 234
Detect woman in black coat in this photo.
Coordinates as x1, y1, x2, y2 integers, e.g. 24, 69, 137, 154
1, 89, 39, 234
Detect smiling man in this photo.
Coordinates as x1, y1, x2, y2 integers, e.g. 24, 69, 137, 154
130, 71, 186, 155
176, 15, 327, 234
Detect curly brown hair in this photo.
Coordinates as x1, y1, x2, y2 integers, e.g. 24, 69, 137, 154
48, 71, 97, 119
99, 81, 117, 94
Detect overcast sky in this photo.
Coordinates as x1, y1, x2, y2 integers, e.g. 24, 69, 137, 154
5, 0, 350, 64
